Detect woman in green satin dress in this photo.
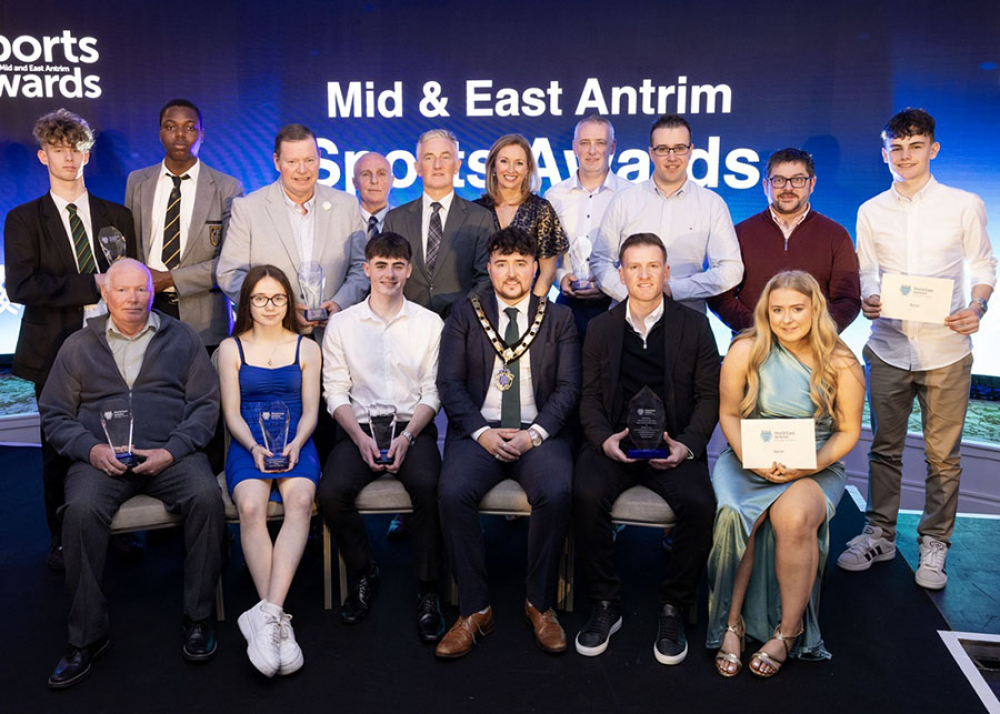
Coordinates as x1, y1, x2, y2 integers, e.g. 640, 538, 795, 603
706, 271, 864, 678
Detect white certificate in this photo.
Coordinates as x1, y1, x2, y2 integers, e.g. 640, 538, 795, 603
879, 273, 954, 323
740, 418, 817, 470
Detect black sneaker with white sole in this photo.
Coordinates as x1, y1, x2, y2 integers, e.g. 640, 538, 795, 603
575, 600, 622, 656
653, 603, 688, 665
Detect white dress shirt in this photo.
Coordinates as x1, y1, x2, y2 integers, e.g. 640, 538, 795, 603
591, 178, 742, 312
857, 176, 997, 371
545, 171, 627, 285
420, 191, 455, 258
472, 293, 549, 441
148, 160, 201, 283
281, 188, 317, 264
322, 296, 443, 422
624, 296, 665, 349
49, 189, 104, 323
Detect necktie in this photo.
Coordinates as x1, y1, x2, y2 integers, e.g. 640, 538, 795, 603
66, 203, 96, 274
426, 201, 443, 274
500, 306, 521, 429
367, 214, 380, 240
162, 174, 190, 269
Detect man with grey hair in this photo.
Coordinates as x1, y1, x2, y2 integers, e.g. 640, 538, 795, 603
545, 114, 624, 337
383, 129, 492, 317
40, 258, 224, 689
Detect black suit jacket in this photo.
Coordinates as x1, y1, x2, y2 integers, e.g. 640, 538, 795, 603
383, 195, 492, 318
4, 193, 136, 384
437, 292, 581, 443
580, 299, 720, 458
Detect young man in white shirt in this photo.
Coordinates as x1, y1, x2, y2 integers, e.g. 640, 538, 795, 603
838, 108, 996, 589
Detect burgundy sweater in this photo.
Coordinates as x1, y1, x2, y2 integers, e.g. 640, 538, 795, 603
708, 208, 861, 332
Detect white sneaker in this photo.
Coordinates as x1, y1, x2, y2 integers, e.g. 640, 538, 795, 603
837, 525, 896, 571
915, 536, 948, 590
277, 612, 304, 675
237, 600, 281, 677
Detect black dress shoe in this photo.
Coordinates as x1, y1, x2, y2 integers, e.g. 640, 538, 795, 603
416, 593, 445, 643
48, 638, 110, 690
182, 617, 218, 662
47, 536, 65, 572
341, 562, 379, 624
386, 514, 410, 540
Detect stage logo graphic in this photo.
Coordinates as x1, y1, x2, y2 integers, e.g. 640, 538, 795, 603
0, 30, 101, 99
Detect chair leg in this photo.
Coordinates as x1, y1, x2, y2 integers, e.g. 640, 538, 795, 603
215, 576, 226, 622
324, 522, 334, 610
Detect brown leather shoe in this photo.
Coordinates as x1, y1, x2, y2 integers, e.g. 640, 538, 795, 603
435, 607, 495, 659
525, 600, 567, 653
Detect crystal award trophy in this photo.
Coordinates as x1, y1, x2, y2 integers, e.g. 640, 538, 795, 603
369, 403, 397, 465
568, 236, 594, 290
298, 261, 328, 322
258, 401, 291, 470
97, 227, 127, 265
626, 385, 669, 458
100, 398, 136, 467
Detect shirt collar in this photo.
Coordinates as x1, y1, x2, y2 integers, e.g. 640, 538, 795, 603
646, 177, 690, 199
495, 291, 532, 320
50, 189, 89, 212
160, 158, 200, 183
890, 175, 938, 203
281, 185, 316, 215
107, 310, 160, 340
572, 170, 617, 193
422, 191, 454, 213
768, 203, 811, 229
360, 204, 389, 223
359, 294, 410, 323
624, 296, 665, 336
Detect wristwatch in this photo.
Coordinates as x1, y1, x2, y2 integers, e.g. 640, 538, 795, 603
401, 430, 416, 447
972, 298, 989, 317
527, 427, 543, 448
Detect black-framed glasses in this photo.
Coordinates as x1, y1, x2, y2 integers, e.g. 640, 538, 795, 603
767, 176, 811, 188
250, 293, 289, 308
651, 144, 691, 157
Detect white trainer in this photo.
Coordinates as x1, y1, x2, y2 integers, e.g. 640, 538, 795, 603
237, 601, 281, 677
836, 525, 896, 571
277, 612, 304, 675
915, 536, 948, 590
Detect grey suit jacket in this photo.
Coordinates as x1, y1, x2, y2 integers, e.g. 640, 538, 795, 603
217, 180, 367, 313
125, 161, 243, 346
383, 195, 492, 318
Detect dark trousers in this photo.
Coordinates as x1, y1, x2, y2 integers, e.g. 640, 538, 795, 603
61, 453, 225, 647
35, 382, 71, 539
574, 447, 716, 611
555, 292, 611, 342
318, 422, 443, 582
439, 435, 572, 616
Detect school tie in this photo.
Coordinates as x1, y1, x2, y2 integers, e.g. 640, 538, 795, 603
426, 202, 443, 273
161, 174, 190, 269
66, 203, 96, 274
500, 307, 521, 429
367, 214, 380, 240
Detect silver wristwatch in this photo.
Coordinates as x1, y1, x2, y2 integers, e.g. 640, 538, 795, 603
401, 430, 416, 447
972, 297, 989, 317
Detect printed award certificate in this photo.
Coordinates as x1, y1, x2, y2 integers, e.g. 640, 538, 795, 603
740, 418, 817, 470
879, 273, 954, 323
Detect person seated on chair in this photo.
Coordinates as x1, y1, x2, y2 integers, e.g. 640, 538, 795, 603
216, 264, 321, 677
318, 231, 445, 641
573, 232, 720, 665
707, 270, 863, 678
40, 258, 224, 690
435, 226, 581, 658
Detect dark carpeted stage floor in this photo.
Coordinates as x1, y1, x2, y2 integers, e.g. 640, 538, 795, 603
0, 445, 987, 713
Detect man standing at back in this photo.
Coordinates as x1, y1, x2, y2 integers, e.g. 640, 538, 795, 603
354, 151, 393, 239
4, 108, 136, 571
124, 99, 243, 348
383, 129, 492, 317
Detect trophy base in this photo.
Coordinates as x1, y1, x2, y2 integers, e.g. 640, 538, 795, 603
626, 448, 670, 459
305, 307, 329, 322
570, 279, 594, 290
374, 449, 392, 465
264, 456, 289, 471
115, 452, 138, 468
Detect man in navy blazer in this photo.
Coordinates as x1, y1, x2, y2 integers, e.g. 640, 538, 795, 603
3, 109, 136, 570
435, 227, 580, 659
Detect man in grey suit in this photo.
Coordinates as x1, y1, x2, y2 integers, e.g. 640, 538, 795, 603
217, 123, 367, 327
383, 129, 492, 318
125, 99, 243, 348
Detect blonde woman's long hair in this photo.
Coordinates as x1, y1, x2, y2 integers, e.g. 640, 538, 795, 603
736, 270, 846, 422
484, 133, 538, 204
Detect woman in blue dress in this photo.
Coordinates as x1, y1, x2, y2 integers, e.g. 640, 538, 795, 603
707, 270, 864, 678
217, 264, 321, 677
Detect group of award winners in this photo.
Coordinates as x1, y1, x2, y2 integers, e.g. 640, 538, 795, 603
4, 100, 993, 691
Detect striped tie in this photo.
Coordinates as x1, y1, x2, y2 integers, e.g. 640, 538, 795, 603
66, 203, 96, 274
161, 174, 190, 269
426, 201, 443, 273
367, 214, 380, 240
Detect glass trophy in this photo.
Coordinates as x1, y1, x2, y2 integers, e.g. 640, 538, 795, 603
99, 398, 136, 467
568, 236, 594, 290
258, 401, 291, 470
369, 403, 397, 465
298, 261, 328, 322
626, 385, 669, 458
97, 227, 127, 265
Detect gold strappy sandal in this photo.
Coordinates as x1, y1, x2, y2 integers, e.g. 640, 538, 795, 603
714, 616, 745, 677
749, 622, 803, 678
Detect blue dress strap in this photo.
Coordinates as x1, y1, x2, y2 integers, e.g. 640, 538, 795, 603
295, 334, 302, 363
234, 337, 246, 365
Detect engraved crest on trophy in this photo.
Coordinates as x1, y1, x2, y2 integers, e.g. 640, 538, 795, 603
369, 403, 398, 465
298, 261, 328, 322
568, 236, 594, 290
100, 397, 136, 467
258, 401, 291, 470
626, 385, 669, 458
97, 227, 127, 266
